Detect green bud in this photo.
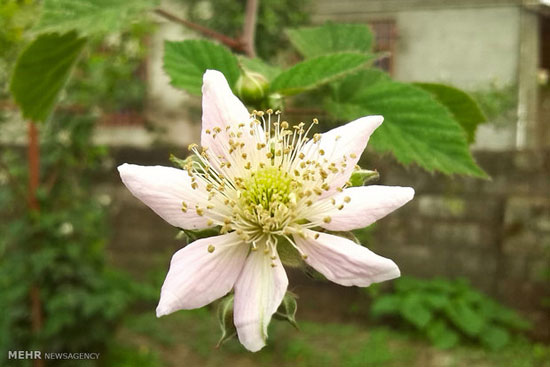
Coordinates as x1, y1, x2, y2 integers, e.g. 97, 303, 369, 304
349, 169, 380, 187
235, 71, 269, 104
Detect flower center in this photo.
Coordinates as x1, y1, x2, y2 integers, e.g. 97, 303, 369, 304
234, 166, 300, 237
241, 166, 295, 211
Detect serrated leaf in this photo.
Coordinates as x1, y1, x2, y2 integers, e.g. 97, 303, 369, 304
10, 31, 87, 123
287, 23, 373, 58
164, 40, 240, 96
349, 169, 379, 186
238, 56, 281, 81
34, 0, 157, 36
270, 53, 372, 96
326, 69, 488, 178
414, 83, 487, 143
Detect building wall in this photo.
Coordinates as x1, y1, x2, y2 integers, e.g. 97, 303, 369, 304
313, 1, 523, 150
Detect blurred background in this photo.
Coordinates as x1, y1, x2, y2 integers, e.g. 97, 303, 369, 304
1, 0, 549, 366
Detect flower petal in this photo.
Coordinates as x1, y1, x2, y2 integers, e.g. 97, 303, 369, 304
118, 163, 211, 230
308, 185, 414, 231
201, 70, 252, 157
299, 115, 383, 195
234, 249, 288, 352
156, 232, 248, 316
294, 229, 400, 287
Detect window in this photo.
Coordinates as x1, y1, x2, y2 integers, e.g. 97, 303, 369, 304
369, 19, 397, 75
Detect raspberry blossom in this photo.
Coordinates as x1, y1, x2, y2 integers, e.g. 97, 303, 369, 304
118, 70, 414, 352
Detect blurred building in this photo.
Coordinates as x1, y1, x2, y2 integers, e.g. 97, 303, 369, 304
313, 0, 549, 151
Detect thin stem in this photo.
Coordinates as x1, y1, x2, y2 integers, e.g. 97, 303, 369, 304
242, 0, 259, 58
28, 122, 44, 367
154, 8, 245, 52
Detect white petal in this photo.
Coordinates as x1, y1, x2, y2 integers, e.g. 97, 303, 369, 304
294, 230, 400, 287
201, 70, 252, 157
118, 163, 211, 230
234, 249, 288, 352
309, 185, 414, 231
300, 115, 383, 195
156, 232, 248, 316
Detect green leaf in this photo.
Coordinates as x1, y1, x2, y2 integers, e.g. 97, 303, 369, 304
270, 53, 372, 96
326, 69, 488, 178
422, 292, 450, 310
400, 294, 433, 329
34, 0, 157, 36
414, 83, 487, 143
238, 56, 281, 81
287, 23, 373, 58
273, 291, 299, 329
480, 325, 510, 350
10, 32, 87, 123
371, 295, 401, 317
445, 299, 486, 337
349, 169, 380, 186
426, 320, 460, 349
164, 40, 241, 96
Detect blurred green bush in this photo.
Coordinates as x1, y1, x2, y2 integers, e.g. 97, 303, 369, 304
369, 276, 532, 350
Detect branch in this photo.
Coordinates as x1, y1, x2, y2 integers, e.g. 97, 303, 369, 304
241, 0, 259, 58
154, 8, 245, 53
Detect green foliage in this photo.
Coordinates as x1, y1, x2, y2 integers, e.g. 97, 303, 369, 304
271, 53, 373, 96
0, 112, 142, 365
414, 83, 487, 143
370, 276, 531, 350
34, 0, 157, 36
66, 24, 150, 113
0, 0, 39, 98
326, 69, 487, 177
286, 23, 373, 58
9, 32, 87, 122
164, 40, 241, 96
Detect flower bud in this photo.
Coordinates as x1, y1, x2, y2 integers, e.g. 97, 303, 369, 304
235, 71, 269, 104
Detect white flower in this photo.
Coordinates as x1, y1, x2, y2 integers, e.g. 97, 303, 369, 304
118, 70, 414, 352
